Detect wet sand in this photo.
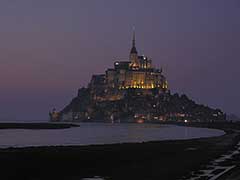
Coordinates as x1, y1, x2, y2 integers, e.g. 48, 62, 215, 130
218, 166, 240, 180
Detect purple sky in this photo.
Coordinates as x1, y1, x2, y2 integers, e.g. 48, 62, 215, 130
0, 0, 239, 121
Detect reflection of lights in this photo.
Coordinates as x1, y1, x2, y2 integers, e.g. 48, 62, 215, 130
137, 119, 144, 124
159, 116, 164, 121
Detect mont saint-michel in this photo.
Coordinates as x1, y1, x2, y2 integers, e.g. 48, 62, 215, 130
50, 32, 225, 123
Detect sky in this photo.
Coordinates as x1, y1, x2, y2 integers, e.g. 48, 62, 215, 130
0, 0, 239, 121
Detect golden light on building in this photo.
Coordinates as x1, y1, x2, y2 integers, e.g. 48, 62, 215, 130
90, 30, 169, 96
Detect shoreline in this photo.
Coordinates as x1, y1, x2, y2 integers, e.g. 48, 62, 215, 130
0, 122, 225, 150
0, 122, 238, 179
0, 122, 79, 129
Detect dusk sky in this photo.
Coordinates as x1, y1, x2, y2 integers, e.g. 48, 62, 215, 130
0, 0, 239, 121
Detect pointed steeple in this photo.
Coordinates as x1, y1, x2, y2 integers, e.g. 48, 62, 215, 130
132, 27, 136, 47
130, 27, 138, 54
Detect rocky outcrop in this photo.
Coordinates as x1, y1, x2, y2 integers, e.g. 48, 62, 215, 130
58, 87, 226, 123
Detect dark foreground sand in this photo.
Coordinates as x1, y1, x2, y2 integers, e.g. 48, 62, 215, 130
0, 122, 239, 180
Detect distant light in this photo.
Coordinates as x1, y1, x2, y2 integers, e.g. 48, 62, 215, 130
184, 120, 188, 123
115, 62, 119, 65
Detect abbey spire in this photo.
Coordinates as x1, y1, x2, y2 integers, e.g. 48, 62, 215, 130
130, 28, 137, 54
129, 29, 139, 69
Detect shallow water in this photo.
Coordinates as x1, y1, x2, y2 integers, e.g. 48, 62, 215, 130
0, 123, 225, 148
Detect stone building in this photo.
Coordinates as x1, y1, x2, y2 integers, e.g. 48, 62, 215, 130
88, 31, 168, 101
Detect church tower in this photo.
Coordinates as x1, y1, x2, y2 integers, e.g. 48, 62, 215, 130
129, 29, 140, 69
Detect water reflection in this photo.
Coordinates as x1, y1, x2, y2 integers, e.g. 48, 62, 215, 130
0, 123, 225, 148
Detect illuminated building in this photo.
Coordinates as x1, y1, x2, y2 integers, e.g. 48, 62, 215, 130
49, 108, 60, 121
89, 31, 168, 101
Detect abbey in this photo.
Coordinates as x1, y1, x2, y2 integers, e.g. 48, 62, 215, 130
50, 32, 225, 123
88, 31, 168, 102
